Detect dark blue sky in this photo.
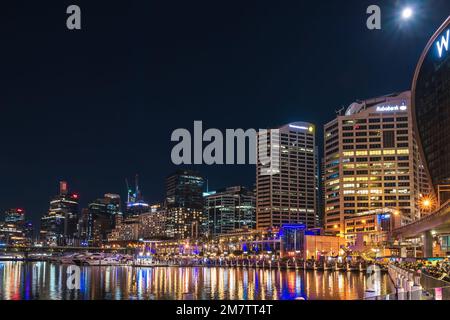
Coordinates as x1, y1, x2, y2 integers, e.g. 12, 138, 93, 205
1, 0, 450, 225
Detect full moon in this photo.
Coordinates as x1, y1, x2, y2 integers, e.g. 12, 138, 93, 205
402, 7, 413, 19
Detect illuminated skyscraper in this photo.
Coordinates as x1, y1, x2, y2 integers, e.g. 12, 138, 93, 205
323, 92, 429, 235
204, 186, 256, 237
256, 122, 318, 230
166, 170, 205, 239
0, 209, 32, 246
88, 193, 122, 246
40, 181, 79, 246
4, 208, 25, 223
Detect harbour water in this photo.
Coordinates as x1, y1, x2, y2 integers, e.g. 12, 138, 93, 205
0, 261, 393, 300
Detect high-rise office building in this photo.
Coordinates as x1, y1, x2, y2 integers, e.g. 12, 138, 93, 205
323, 91, 429, 235
412, 16, 450, 205
78, 208, 90, 245
87, 193, 122, 246
256, 122, 318, 229
4, 208, 25, 223
166, 170, 204, 239
0, 209, 33, 246
204, 186, 256, 237
40, 181, 79, 246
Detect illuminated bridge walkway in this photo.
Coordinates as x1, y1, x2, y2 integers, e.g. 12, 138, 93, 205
392, 200, 450, 257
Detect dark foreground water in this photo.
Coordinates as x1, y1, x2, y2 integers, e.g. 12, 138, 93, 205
0, 261, 393, 300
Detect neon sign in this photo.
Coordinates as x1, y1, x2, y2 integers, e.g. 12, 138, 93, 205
436, 29, 449, 59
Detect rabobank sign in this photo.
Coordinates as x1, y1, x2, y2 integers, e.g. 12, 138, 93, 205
376, 103, 408, 112
436, 28, 450, 59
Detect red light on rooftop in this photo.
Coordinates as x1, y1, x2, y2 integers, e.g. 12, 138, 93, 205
17, 209, 23, 213
72, 194, 79, 199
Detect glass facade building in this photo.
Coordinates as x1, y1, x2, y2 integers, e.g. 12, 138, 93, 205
165, 170, 205, 239
412, 16, 450, 204
40, 181, 79, 246
87, 193, 122, 245
204, 186, 256, 237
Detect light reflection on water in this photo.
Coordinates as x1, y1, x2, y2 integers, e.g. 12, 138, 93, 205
0, 262, 392, 300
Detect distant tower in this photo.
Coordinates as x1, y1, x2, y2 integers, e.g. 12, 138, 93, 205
126, 174, 149, 216
40, 181, 79, 246
60, 181, 68, 195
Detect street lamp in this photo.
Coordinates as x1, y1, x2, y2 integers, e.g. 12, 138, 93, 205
420, 195, 435, 213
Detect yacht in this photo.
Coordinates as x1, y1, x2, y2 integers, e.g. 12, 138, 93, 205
73, 253, 94, 265
60, 253, 84, 264
85, 254, 121, 266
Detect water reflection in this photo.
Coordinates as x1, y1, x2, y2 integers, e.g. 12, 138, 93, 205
0, 262, 392, 300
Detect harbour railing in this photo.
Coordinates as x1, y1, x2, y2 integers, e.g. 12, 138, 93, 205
365, 264, 450, 300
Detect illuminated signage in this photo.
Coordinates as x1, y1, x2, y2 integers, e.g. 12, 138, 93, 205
376, 104, 407, 112
289, 124, 314, 132
436, 29, 450, 59
289, 124, 308, 130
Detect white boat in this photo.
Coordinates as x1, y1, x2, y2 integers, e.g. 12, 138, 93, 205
83, 253, 104, 266
73, 253, 93, 265
85, 255, 121, 266
60, 253, 84, 264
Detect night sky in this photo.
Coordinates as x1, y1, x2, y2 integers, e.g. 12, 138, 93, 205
1, 0, 450, 226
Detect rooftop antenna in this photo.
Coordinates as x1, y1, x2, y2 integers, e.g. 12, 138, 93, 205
135, 174, 141, 200
335, 106, 345, 116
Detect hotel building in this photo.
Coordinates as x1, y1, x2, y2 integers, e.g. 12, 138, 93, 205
412, 15, 450, 205
139, 203, 168, 239
411, 16, 450, 255
256, 122, 318, 229
323, 91, 429, 235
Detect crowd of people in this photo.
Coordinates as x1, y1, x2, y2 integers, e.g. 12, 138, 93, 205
396, 259, 450, 282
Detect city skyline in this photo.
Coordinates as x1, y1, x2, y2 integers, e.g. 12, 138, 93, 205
3, 1, 450, 305
3, 1, 450, 225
